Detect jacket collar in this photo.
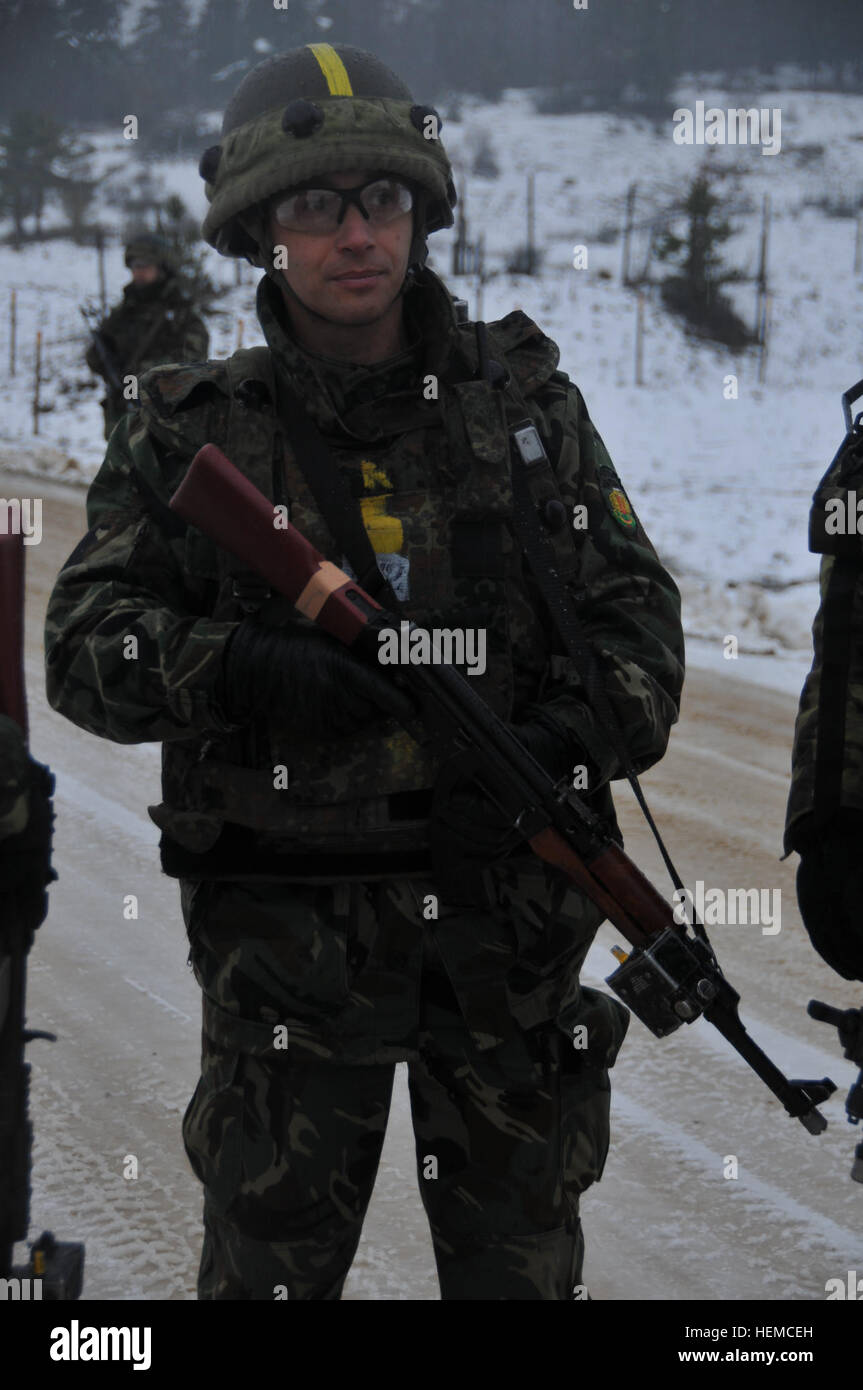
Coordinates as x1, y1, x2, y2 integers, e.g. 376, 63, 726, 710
255, 267, 468, 439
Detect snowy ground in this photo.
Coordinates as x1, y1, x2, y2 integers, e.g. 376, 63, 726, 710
13, 480, 862, 1301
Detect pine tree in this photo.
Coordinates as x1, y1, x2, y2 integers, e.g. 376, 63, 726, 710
0, 1, 63, 120
656, 172, 750, 347
0, 111, 65, 245
129, 0, 198, 134
157, 191, 223, 314
53, 0, 125, 122
53, 132, 99, 243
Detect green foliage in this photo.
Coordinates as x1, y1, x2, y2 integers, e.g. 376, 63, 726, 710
155, 193, 224, 314
506, 243, 545, 276
0, 113, 94, 247
656, 173, 751, 348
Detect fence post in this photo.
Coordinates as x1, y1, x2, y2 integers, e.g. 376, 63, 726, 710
96, 228, 107, 318
33, 329, 42, 435
754, 193, 771, 338
622, 182, 637, 285
9, 289, 16, 378
758, 292, 772, 385
635, 291, 645, 386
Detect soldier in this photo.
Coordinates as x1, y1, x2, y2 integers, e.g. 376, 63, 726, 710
785, 446, 863, 985
45, 44, 685, 1300
84, 232, 209, 441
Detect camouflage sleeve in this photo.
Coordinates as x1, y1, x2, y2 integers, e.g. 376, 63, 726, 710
527, 376, 684, 787
44, 414, 240, 745
784, 553, 863, 851
0, 713, 30, 840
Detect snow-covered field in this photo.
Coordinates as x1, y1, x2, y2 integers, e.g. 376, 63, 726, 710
4, 81, 862, 692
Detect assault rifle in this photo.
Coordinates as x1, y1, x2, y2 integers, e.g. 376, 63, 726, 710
170, 444, 836, 1136
79, 307, 132, 407
808, 1000, 863, 1181
0, 531, 84, 1298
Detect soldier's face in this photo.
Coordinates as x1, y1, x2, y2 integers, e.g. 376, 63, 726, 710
130, 262, 162, 286
267, 169, 413, 326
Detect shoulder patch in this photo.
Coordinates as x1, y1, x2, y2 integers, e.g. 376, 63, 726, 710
605, 485, 637, 533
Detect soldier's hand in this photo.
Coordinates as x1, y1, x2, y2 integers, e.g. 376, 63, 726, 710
429, 712, 580, 905
511, 709, 580, 782
221, 619, 416, 737
796, 813, 863, 981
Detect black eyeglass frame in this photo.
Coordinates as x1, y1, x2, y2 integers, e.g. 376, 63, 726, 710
269, 176, 416, 231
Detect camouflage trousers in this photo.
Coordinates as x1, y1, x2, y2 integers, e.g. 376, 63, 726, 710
179, 866, 629, 1301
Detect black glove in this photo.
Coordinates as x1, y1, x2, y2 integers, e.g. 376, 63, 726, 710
429, 710, 579, 905
220, 620, 416, 738
511, 708, 582, 783
796, 813, 863, 982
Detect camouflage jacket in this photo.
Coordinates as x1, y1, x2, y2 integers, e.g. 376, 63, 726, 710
785, 417, 863, 852
47, 267, 684, 880
785, 559, 863, 850
85, 274, 209, 404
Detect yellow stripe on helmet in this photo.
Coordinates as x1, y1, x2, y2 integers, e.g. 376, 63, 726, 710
307, 43, 354, 96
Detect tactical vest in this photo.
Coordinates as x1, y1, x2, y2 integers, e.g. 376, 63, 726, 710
139, 312, 580, 873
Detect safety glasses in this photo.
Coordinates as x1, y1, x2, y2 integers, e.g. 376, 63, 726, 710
270, 177, 414, 234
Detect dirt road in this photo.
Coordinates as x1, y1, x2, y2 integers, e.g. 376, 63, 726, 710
10, 474, 861, 1301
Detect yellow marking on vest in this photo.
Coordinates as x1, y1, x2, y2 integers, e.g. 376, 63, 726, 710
361, 460, 392, 492
308, 43, 353, 96
360, 495, 403, 553
358, 461, 402, 552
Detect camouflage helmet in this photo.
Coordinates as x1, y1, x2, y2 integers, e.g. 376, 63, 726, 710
199, 43, 456, 266
124, 232, 175, 274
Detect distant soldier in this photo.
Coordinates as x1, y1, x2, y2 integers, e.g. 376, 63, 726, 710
85, 233, 209, 440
